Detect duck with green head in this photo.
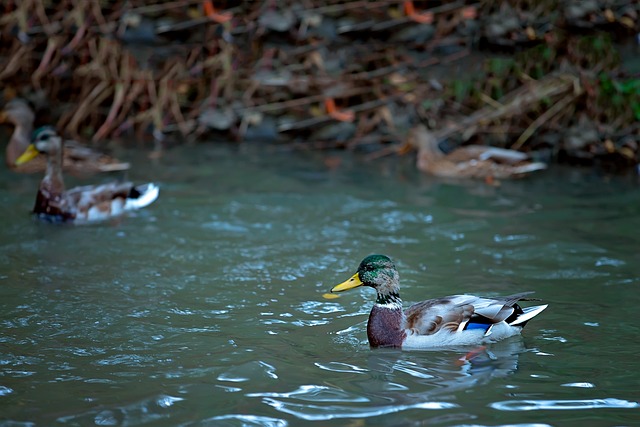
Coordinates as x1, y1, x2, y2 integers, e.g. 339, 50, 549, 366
16, 127, 158, 223
331, 255, 547, 349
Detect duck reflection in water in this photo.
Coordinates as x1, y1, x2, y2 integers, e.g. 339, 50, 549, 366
362, 336, 529, 399
249, 338, 531, 422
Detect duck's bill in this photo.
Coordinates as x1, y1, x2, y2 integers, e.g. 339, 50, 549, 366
331, 273, 363, 292
15, 144, 39, 165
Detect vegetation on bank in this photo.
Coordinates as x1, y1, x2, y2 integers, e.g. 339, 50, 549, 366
0, 1, 638, 172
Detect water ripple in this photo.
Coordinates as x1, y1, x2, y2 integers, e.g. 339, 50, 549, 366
561, 382, 596, 388
296, 300, 343, 315
196, 414, 287, 427
258, 397, 457, 421
218, 361, 279, 382
201, 220, 250, 233
391, 360, 436, 379
491, 398, 640, 411
56, 393, 186, 426
250, 384, 356, 400
248, 385, 456, 420
157, 395, 184, 408
95, 354, 155, 367
314, 362, 368, 374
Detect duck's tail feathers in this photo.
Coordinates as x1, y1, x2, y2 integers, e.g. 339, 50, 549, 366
513, 162, 547, 175
99, 162, 131, 172
509, 304, 548, 326
478, 147, 529, 162
125, 183, 159, 210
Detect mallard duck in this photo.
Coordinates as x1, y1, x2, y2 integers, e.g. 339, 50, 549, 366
16, 127, 158, 223
331, 255, 548, 349
0, 98, 130, 174
406, 124, 547, 180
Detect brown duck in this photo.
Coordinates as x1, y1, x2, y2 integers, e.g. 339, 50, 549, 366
0, 98, 130, 174
16, 127, 158, 223
406, 124, 547, 180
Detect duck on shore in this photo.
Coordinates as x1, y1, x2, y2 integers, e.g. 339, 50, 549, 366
0, 98, 130, 174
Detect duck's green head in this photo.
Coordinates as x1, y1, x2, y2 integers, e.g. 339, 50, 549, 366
331, 254, 399, 293
32, 126, 57, 141
15, 126, 61, 165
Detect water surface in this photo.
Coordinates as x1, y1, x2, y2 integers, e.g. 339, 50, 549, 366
1, 141, 639, 426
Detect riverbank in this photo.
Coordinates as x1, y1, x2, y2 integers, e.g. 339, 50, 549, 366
1, 1, 638, 173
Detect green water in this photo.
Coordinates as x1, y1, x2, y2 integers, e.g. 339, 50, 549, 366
1, 142, 639, 426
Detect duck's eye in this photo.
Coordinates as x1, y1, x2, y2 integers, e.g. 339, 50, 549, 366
34, 135, 48, 143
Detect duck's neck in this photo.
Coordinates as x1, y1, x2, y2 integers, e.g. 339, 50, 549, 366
367, 291, 406, 348
34, 146, 66, 216
6, 122, 33, 166
42, 145, 65, 195
375, 291, 402, 308
414, 127, 444, 160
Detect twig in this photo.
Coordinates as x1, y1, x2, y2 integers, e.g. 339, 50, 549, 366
66, 81, 112, 139
511, 89, 583, 150
434, 73, 580, 142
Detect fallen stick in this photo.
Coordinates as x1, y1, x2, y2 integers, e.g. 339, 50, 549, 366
430, 72, 582, 144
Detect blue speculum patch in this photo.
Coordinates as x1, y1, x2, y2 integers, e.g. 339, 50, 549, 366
465, 322, 491, 333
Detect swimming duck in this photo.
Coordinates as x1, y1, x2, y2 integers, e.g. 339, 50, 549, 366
0, 98, 130, 174
406, 124, 547, 180
331, 255, 548, 349
16, 127, 158, 223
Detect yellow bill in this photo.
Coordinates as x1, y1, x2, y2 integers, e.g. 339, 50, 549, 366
331, 273, 363, 293
15, 144, 40, 165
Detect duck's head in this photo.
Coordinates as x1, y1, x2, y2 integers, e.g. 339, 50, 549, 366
0, 98, 35, 126
331, 254, 400, 295
15, 126, 62, 165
